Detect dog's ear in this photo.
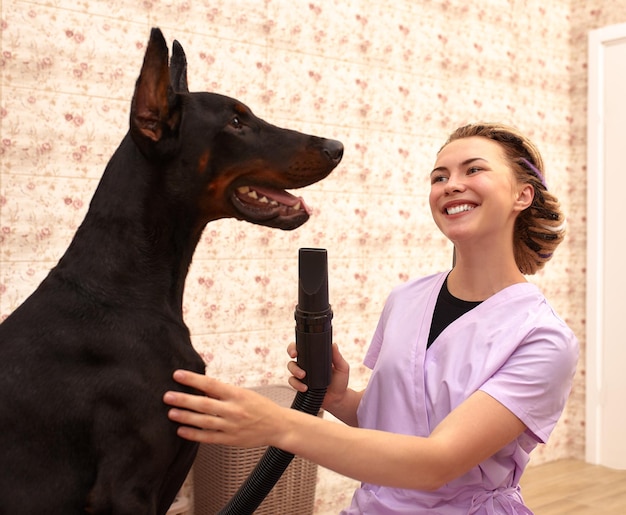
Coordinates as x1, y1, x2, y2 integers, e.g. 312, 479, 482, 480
130, 28, 181, 146
170, 40, 189, 93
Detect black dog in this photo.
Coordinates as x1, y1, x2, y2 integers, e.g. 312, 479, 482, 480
0, 28, 342, 515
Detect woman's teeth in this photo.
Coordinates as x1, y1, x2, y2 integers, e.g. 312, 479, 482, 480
447, 204, 475, 215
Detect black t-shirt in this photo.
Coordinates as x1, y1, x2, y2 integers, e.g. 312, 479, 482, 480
427, 276, 482, 349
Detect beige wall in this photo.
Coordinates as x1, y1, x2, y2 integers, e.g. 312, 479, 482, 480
1, 0, 625, 512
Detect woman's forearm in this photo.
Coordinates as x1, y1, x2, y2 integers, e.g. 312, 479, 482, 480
272, 406, 444, 491
270, 390, 527, 492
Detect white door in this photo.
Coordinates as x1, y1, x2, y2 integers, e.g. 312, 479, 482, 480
586, 22, 626, 469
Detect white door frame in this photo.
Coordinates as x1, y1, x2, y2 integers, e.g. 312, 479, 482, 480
586, 22, 626, 468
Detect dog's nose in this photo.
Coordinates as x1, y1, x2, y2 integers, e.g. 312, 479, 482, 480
323, 139, 344, 164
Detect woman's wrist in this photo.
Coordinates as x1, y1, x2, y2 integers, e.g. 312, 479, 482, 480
325, 388, 362, 427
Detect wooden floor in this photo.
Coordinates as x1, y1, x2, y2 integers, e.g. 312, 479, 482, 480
521, 459, 626, 514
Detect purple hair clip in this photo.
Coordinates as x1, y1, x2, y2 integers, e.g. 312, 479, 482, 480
520, 158, 548, 190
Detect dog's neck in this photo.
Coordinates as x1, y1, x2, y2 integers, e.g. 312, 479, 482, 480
51, 135, 203, 316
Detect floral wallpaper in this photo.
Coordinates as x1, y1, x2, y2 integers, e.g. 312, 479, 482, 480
1, 0, 625, 513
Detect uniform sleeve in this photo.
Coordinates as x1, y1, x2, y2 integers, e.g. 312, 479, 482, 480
479, 319, 579, 443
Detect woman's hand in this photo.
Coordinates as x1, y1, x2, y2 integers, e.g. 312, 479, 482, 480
163, 370, 282, 448
287, 342, 351, 413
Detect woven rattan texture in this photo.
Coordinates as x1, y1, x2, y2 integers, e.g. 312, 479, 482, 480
193, 385, 320, 515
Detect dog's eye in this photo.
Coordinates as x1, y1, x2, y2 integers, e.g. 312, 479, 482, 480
230, 116, 243, 129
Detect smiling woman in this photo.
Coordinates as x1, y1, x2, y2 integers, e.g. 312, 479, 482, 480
437, 123, 566, 275
164, 122, 579, 514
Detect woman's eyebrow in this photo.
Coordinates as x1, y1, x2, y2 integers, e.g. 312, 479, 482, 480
430, 157, 488, 176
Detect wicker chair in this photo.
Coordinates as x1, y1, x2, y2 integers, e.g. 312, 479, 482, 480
193, 385, 321, 515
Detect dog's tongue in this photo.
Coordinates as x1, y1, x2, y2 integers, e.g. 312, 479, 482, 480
253, 186, 311, 214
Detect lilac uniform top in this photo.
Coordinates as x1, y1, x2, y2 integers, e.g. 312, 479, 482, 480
341, 272, 579, 514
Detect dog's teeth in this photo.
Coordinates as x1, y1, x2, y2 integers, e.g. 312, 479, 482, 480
247, 191, 258, 200
237, 186, 251, 194
259, 196, 269, 204
270, 200, 278, 206
293, 202, 301, 211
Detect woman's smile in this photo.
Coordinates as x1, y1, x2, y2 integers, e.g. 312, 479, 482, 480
444, 202, 478, 215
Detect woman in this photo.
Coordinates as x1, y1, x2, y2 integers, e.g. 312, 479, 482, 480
164, 123, 579, 514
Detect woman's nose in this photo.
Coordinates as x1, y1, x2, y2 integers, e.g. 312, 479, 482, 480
444, 175, 465, 194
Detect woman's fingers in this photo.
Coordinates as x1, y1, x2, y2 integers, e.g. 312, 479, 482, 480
288, 375, 308, 392
167, 405, 219, 429
170, 369, 226, 397
164, 370, 282, 447
331, 343, 349, 372
287, 356, 308, 392
287, 360, 306, 379
163, 371, 232, 429
163, 391, 221, 428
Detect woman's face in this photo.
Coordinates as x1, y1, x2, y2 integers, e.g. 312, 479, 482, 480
429, 136, 532, 247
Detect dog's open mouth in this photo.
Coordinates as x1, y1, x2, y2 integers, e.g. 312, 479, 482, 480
231, 185, 311, 230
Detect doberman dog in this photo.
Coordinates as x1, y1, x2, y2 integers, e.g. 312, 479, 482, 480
0, 28, 342, 515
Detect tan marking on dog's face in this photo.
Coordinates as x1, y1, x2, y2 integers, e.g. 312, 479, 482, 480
197, 150, 210, 175
234, 103, 250, 116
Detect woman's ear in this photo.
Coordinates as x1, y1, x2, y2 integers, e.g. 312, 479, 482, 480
514, 183, 534, 212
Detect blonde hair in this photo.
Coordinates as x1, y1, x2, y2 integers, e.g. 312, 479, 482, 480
440, 123, 565, 275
